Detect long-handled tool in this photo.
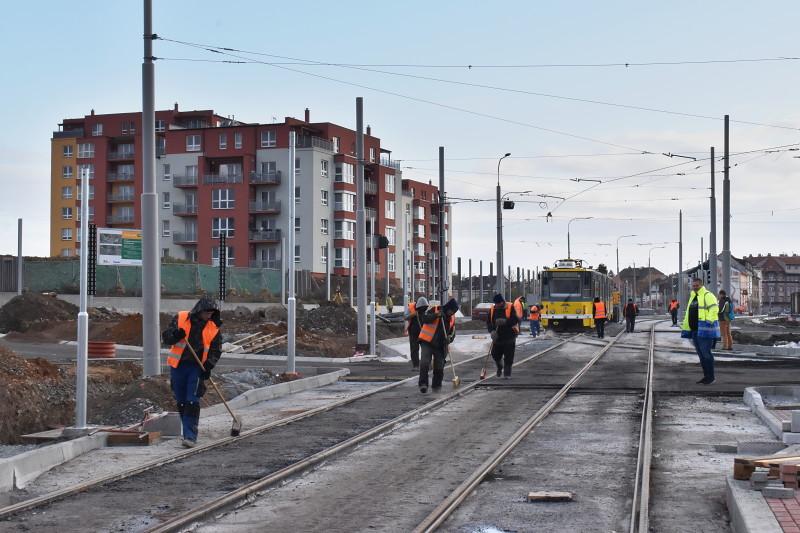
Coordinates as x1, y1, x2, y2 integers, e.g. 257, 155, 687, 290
479, 339, 495, 380
439, 318, 460, 388
185, 342, 242, 437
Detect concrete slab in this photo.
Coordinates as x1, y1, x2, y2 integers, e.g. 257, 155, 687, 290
727, 476, 783, 533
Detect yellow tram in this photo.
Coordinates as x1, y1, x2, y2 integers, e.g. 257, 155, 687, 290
540, 259, 613, 331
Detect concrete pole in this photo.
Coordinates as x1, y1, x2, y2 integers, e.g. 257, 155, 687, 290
141, 0, 160, 377
16, 219, 22, 295
722, 115, 731, 296
281, 236, 286, 305
369, 218, 377, 355
679, 210, 685, 316
457, 257, 462, 310
75, 167, 90, 428
355, 98, 367, 346
349, 245, 354, 304
479, 260, 484, 303
709, 147, 718, 294
287, 131, 297, 373
438, 147, 447, 304
326, 242, 331, 301
496, 154, 510, 295
402, 248, 407, 308
468, 259, 473, 315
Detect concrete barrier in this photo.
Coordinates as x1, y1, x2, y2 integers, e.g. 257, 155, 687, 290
726, 476, 782, 533
744, 386, 796, 439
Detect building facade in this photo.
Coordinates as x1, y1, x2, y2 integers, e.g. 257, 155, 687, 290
50, 106, 449, 295
744, 253, 799, 313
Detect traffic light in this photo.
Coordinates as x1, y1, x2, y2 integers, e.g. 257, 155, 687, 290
503, 200, 515, 210
374, 235, 389, 249
706, 270, 712, 284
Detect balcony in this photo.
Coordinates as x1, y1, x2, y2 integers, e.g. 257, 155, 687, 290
364, 180, 378, 195
173, 204, 198, 216
204, 174, 243, 185
107, 192, 135, 203
249, 170, 281, 185
249, 200, 281, 214
173, 232, 198, 244
333, 202, 354, 212
107, 214, 134, 225
107, 172, 135, 183
249, 259, 281, 269
173, 175, 198, 187
334, 230, 355, 240
380, 157, 402, 170
296, 136, 333, 151
430, 214, 439, 225
249, 229, 281, 243
402, 189, 413, 197
108, 150, 135, 161
430, 234, 439, 243
365, 207, 377, 220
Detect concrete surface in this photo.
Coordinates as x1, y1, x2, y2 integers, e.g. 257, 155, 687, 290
727, 476, 783, 533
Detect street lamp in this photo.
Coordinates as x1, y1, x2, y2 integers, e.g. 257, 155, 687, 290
615, 234, 637, 279
496, 152, 511, 295
567, 217, 592, 259
648, 245, 665, 309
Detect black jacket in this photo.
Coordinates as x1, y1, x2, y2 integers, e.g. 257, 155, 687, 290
419, 308, 456, 352
408, 306, 428, 341
623, 303, 639, 318
487, 302, 519, 343
162, 297, 223, 370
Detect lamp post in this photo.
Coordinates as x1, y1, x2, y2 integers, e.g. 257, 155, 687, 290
616, 234, 637, 278
648, 245, 665, 309
567, 217, 592, 259
496, 152, 511, 295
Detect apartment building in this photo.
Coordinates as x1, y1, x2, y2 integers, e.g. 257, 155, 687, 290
50, 106, 448, 291
744, 253, 799, 312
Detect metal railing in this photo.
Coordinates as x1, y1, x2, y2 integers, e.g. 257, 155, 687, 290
380, 158, 402, 170
107, 172, 135, 182
249, 229, 281, 242
296, 136, 333, 151
204, 174, 243, 185
249, 259, 281, 269
334, 202, 354, 212
108, 151, 135, 161
249, 170, 281, 185
173, 175, 198, 187
430, 214, 439, 225
334, 230, 355, 240
173, 232, 198, 244
107, 214, 135, 224
430, 234, 439, 242
365, 207, 377, 220
402, 189, 413, 197
107, 193, 135, 203
364, 180, 378, 195
249, 200, 281, 213
173, 204, 198, 216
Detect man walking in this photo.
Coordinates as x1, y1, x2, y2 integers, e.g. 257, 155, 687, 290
592, 297, 607, 339
669, 298, 680, 327
405, 296, 428, 369
529, 302, 541, 337
718, 289, 734, 351
682, 277, 720, 384
418, 298, 458, 393
162, 297, 223, 447
623, 298, 639, 333
487, 294, 520, 379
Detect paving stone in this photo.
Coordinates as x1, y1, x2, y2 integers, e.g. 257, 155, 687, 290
763, 486, 796, 499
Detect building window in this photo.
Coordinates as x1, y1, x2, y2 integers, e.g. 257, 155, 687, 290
212, 246, 235, 266
186, 134, 201, 152
186, 165, 198, 178
331, 137, 340, 153
321, 219, 329, 235
77, 143, 94, 158
416, 279, 427, 293
321, 189, 328, 206
62, 186, 73, 199
417, 205, 425, 220
78, 163, 95, 180
122, 120, 136, 135
295, 157, 301, 176
386, 226, 395, 245
260, 161, 277, 175
63, 145, 73, 158
76, 184, 95, 200
212, 217, 235, 238
417, 242, 425, 256
61, 228, 72, 241
163, 164, 171, 180
321, 245, 328, 264
62, 165, 73, 178
320, 160, 329, 178
335, 163, 354, 184
162, 191, 171, 209
162, 220, 171, 237
334, 192, 355, 212
417, 261, 426, 274
155, 120, 166, 133
62, 207, 73, 220
294, 245, 301, 263
385, 174, 395, 193
91, 123, 103, 136
334, 220, 355, 240
260, 130, 276, 148
369, 147, 375, 162
385, 200, 395, 220
234, 131, 242, 149
388, 252, 396, 272
212, 189, 235, 209
294, 217, 301, 232
219, 133, 227, 150
335, 247, 351, 268
295, 186, 301, 204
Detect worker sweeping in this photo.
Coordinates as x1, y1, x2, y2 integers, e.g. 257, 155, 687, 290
488, 293, 520, 379
405, 296, 428, 370
417, 298, 459, 393
162, 297, 223, 448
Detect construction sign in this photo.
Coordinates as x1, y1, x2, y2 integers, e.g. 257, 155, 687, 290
612, 291, 621, 305
98, 228, 143, 266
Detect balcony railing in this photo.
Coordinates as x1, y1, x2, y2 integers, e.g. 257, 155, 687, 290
365, 207, 377, 220
107, 172, 135, 182
173, 175, 198, 187
108, 150, 135, 161
430, 234, 439, 243
173, 204, 198, 216
203, 174, 243, 185
380, 158, 402, 170
334, 202, 354, 212
364, 180, 378, 195
402, 189, 413, 197
173, 232, 198, 244
107, 192, 135, 203
249, 200, 281, 214
249, 259, 281, 270
249, 229, 281, 242
334, 230, 355, 240
249, 170, 281, 185
107, 214, 135, 224
430, 214, 439, 225
296, 136, 333, 151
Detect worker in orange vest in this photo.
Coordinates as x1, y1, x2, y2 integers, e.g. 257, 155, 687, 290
529, 303, 541, 337
161, 297, 223, 447
405, 297, 428, 369
669, 299, 680, 327
592, 297, 607, 339
488, 294, 521, 378
417, 298, 459, 393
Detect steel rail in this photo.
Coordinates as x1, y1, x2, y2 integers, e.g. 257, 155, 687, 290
412, 331, 625, 533
145, 337, 576, 533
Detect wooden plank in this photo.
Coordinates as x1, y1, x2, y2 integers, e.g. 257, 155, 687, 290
106, 431, 161, 446
527, 491, 574, 502
753, 455, 800, 468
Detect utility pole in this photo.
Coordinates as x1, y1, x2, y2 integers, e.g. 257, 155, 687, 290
479, 260, 484, 303
679, 210, 685, 318
709, 147, 718, 294
75, 167, 90, 429
16, 219, 22, 295
438, 147, 447, 304
496, 153, 511, 295
349, 245, 354, 304
326, 242, 331, 302
141, 0, 160, 377
457, 257, 462, 311
355, 98, 367, 348
468, 259, 473, 316
722, 114, 731, 296
287, 131, 297, 373
369, 216, 376, 355
281, 236, 286, 305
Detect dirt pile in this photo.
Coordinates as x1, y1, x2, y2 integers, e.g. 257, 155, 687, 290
0, 292, 78, 333
298, 303, 358, 335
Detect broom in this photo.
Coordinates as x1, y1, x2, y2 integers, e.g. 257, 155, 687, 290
185, 342, 243, 437
439, 316, 460, 387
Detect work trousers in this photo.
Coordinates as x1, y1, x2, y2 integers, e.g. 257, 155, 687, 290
409, 336, 421, 368
491, 339, 516, 377
595, 318, 606, 339
626, 317, 636, 333
419, 343, 445, 389
170, 363, 203, 442
530, 320, 540, 337
691, 331, 716, 381
719, 321, 733, 350
670, 310, 678, 326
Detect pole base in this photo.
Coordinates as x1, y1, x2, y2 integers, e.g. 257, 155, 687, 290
353, 343, 369, 355
62, 426, 99, 439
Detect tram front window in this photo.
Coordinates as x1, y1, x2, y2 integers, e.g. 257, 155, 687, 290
548, 273, 581, 297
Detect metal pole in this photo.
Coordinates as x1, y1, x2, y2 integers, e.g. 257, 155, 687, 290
370, 216, 375, 307
349, 245, 354, 304
507, 265, 512, 300
457, 257, 462, 311
468, 259, 473, 316
679, 210, 685, 318
567, 229, 571, 259
75, 167, 90, 428
141, 0, 160, 377
355, 98, 367, 346
369, 303, 376, 356
287, 131, 297, 373
402, 248, 407, 307
479, 260, 484, 303
438, 147, 447, 304
633, 261, 637, 305
326, 242, 331, 301
369, 218, 377, 355
489, 262, 493, 297
16, 219, 22, 295
722, 115, 731, 295
496, 153, 510, 295
709, 147, 718, 294
281, 236, 286, 305
384, 247, 389, 302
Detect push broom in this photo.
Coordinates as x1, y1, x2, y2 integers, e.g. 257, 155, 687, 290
185, 342, 243, 437
439, 318, 460, 388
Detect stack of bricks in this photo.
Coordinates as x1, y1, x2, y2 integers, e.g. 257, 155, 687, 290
782, 464, 800, 490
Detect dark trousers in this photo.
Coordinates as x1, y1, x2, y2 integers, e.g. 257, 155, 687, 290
670, 310, 678, 326
626, 317, 636, 333
419, 343, 445, 388
691, 331, 715, 381
530, 320, 540, 337
170, 363, 202, 441
409, 337, 420, 368
595, 318, 606, 338
491, 339, 516, 376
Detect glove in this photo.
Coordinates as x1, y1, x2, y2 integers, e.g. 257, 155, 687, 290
176, 328, 186, 340
490, 331, 499, 342
201, 369, 211, 380
196, 380, 207, 398
495, 318, 507, 328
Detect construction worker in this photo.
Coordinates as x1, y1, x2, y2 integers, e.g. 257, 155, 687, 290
488, 293, 520, 379
592, 296, 607, 339
405, 296, 428, 370
682, 277, 720, 384
718, 289, 734, 351
161, 297, 222, 447
333, 285, 344, 306
418, 298, 458, 393
669, 298, 680, 327
623, 298, 639, 333
513, 295, 526, 323
529, 302, 541, 337
385, 294, 394, 314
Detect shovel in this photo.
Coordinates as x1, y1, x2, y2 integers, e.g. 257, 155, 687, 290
439, 318, 460, 388
185, 343, 243, 437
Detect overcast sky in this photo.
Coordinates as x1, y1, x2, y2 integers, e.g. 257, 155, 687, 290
2, 1, 798, 275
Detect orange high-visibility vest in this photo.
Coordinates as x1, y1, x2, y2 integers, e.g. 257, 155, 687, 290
529, 305, 540, 320
513, 298, 524, 319
669, 300, 678, 311
418, 307, 455, 344
167, 311, 219, 369
490, 304, 519, 334
593, 301, 607, 319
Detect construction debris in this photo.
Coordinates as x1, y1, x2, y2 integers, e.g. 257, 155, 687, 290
0, 292, 78, 333
527, 491, 575, 502
105, 430, 162, 446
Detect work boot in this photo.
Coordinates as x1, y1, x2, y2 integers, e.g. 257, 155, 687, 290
419, 385, 428, 393
181, 438, 196, 448
496, 366, 503, 378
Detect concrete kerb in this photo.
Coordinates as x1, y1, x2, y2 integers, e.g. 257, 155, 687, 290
744, 386, 797, 439
726, 476, 783, 533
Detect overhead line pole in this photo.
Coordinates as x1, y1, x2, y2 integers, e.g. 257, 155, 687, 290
722, 115, 731, 297
709, 147, 718, 294
678, 210, 685, 319
355, 98, 367, 348
438, 147, 447, 304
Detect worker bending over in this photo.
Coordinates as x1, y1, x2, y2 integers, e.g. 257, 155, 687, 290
488, 294, 520, 379
418, 298, 459, 393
